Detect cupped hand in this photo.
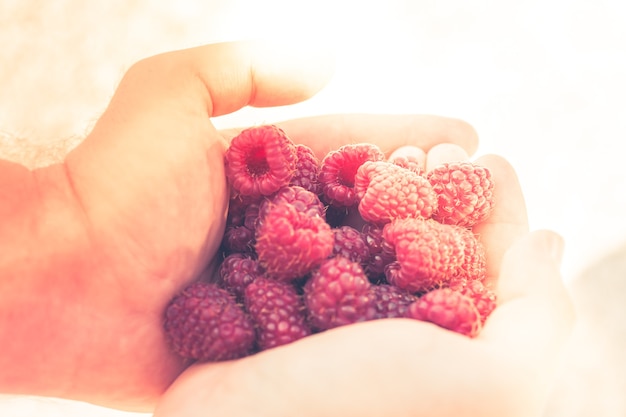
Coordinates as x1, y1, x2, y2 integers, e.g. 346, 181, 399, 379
11, 41, 480, 411
152, 144, 575, 416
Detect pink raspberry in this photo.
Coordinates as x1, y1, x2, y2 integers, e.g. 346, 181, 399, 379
255, 202, 334, 281
454, 227, 487, 282
163, 282, 256, 361
406, 288, 481, 337
427, 161, 495, 227
366, 284, 417, 320
218, 253, 264, 299
331, 226, 370, 266
225, 125, 297, 198
361, 223, 396, 279
290, 144, 322, 195
259, 185, 325, 221
244, 277, 312, 350
449, 279, 497, 325
356, 161, 438, 224
383, 218, 466, 293
388, 153, 424, 176
304, 256, 372, 330
318, 143, 385, 207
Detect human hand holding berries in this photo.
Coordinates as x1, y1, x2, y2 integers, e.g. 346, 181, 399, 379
0, 40, 486, 412
155, 137, 574, 417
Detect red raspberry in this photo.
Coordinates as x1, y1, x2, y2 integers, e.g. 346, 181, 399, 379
290, 144, 322, 195
406, 288, 481, 337
427, 161, 495, 227
356, 161, 438, 224
225, 125, 297, 198
218, 253, 264, 299
366, 284, 417, 320
361, 223, 396, 279
449, 279, 497, 325
383, 218, 466, 293
318, 143, 385, 207
332, 226, 370, 266
255, 203, 334, 281
163, 282, 256, 361
244, 277, 312, 350
259, 185, 325, 221
304, 256, 372, 330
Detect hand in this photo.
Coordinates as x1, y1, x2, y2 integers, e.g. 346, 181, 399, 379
152, 147, 575, 416
0, 40, 481, 412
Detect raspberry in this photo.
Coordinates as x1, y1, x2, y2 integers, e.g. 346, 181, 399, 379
332, 226, 370, 266
449, 279, 497, 324
406, 288, 481, 337
366, 284, 417, 320
427, 161, 495, 227
259, 185, 325, 221
244, 277, 312, 350
290, 144, 322, 195
163, 282, 256, 361
383, 218, 466, 293
318, 143, 385, 207
218, 253, 264, 299
389, 153, 424, 176
225, 125, 297, 198
455, 227, 487, 282
355, 161, 438, 224
304, 256, 372, 330
221, 225, 255, 254
361, 223, 396, 279
255, 202, 334, 281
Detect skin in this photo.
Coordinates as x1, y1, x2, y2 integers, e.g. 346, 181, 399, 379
0, 40, 574, 415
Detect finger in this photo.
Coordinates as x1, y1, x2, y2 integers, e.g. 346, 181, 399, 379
424, 143, 471, 172
274, 114, 479, 160
472, 154, 529, 283
480, 230, 575, 369
66, 40, 333, 217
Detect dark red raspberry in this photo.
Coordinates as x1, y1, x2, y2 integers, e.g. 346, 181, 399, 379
304, 256, 372, 330
225, 125, 297, 198
362, 223, 396, 280
427, 161, 495, 227
244, 277, 312, 350
163, 282, 256, 361
255, 202, 334, 281
290, 144, 322, 195
355, 161, 437, 224
366, 284, 417, 320
383, 218, 465, 293
318, 143, 385, 207
332, 226, 370, 266
221, 225, 255, 254
218, 253, 264, 299
406, 288, 482, 337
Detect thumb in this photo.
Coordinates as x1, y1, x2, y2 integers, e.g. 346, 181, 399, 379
480, 230, 575, 364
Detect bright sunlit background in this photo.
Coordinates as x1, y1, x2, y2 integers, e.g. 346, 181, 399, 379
1, 0, 625, 416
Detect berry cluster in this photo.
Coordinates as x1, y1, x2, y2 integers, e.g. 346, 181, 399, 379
163, 125, 497, 362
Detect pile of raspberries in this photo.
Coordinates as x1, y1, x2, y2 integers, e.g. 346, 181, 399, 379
163, 125, 497, 362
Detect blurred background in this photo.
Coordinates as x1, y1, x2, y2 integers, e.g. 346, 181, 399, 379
1, 0, 624, 415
